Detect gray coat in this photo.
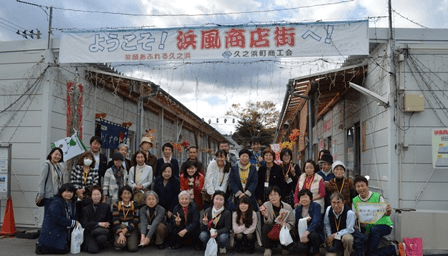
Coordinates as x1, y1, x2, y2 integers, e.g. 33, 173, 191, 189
38, 160, 65, 200
140, 204, 166, 238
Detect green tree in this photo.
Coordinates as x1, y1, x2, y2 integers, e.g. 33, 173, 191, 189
226, 101, 279, 147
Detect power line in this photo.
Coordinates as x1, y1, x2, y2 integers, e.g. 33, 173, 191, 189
0, 21, 19, 32
392, 10, 427, 28
0, 17, 26, 30
18, 0, 355, 17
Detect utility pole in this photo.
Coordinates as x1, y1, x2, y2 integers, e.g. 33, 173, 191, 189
47, 6, 53, 50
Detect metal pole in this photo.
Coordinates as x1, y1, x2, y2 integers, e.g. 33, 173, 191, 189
135, 97, 142, 152
307, 97, 313, 159
47, 6, 53, 50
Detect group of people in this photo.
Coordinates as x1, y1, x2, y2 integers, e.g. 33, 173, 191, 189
36, 136, 397, 256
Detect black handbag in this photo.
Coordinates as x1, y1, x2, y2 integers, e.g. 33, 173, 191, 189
35, 163, 50, 207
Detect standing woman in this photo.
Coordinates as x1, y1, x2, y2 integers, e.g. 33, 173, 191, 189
81, 185, 112, 254
279, 148, 300, 207
36, 183, 78, 254
112, 185, 140, 252
324, 161, 356, 208
256, 147, 282, 206
153, 163, 180, 219
128, 150, 153, 205
204, 150, 231, 206
232, 196, 257, 253
139, 191, 169, 249
71, 151, 99, 217
103, 153, 128, 206
37, 147, 66, 217
180, 160, 205, 210
294, 160, 325, 213
228, 149, 258, 211
169, 190, 201, 250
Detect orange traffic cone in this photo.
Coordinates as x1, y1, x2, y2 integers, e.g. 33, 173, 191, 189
1, 197, 16, 235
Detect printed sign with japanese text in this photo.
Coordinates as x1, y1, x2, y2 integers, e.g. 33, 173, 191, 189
60, 20, 369, 63
356, 202, 387, 224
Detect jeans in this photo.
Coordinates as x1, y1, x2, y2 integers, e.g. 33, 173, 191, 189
199, 231, 229, 249
366, 225, 396, 256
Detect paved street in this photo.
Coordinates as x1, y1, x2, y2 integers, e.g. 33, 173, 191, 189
0, 228, 297, 256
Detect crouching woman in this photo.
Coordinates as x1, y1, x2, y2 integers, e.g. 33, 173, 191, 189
36, 183, 78, 254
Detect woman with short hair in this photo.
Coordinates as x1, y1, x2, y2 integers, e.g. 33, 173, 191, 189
153, 163, 180, 219
200, 190, 232, 254
81, 185, 112, 254
103, 153, 128, 205
36, 183, 78, 254
279, 148, 300, 207
294, 189, 323, 256
169, 190, 201, 250
37, 147, 66, 217
260, 186, 296, 256
139, 191, 169, 249
112, 185, 140, 252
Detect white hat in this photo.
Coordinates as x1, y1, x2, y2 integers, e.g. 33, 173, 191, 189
140, 136, 153, 146
331, 160, 346, 172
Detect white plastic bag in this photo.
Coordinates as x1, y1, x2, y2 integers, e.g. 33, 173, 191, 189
279, 225, 293, 246
70, 223, 84, 254
297, 217, 308, 242
204, 229, 218, 256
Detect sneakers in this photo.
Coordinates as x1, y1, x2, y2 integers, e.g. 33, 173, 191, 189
264, 248, 272, 256
219, 247, 226, 254
282, 248, 290, 255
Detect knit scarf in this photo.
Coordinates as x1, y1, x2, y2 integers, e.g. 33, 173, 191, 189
112, 165, 125, 189
238, 162, 251, 190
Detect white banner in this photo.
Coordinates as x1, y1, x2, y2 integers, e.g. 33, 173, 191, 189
356, 202, 387, 224
59, 20, 368, 63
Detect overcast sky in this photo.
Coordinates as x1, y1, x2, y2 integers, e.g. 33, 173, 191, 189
1, 0, 447, 134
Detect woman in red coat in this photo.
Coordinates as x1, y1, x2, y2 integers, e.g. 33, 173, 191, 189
180, 160, 205, 210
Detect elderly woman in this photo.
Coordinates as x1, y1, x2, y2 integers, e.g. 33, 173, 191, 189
71, 151, 100, 218
103, 153, 128, 206
81, 185, 112, 254
36, 183, 78, 254
139, 191, 169, 249
200, 190, 232, 254
169, 190, 201, 250
204, 150, 231, 207
233, 196, 257, 253
279, 148, 300, 207
112, 185, 140, 252
325, 160, 356, 208
256, 147, 282, 206
228, 149, 258, 211
260, 186, 296, 256
294, 189, 323, 256
294, 160, 325, 213
37, 147, 66, 217
153, 163, 180, 219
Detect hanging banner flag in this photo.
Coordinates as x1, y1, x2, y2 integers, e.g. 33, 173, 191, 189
59, 20, 369, 63
51, 133, 86, 161
98, 120, 129, 149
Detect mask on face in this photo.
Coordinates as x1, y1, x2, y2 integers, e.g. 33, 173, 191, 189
84, 159, 93, 166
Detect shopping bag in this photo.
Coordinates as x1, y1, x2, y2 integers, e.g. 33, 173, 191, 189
404, 237, 423, 256
297, 217, 308, 242
279, 226, 293, 246
70, 223, 84, 254
204, 237, 218, 256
